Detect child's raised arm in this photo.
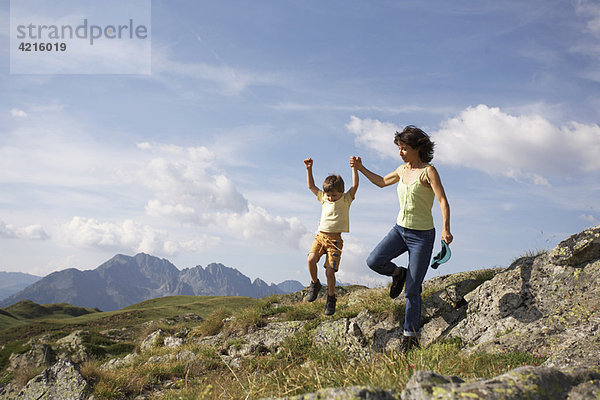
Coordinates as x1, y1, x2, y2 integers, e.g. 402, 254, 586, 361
304, 158, 320, 196
349, 156, 359, 199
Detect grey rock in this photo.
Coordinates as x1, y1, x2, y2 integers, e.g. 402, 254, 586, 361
313, 318, 371, 359
100, 352, 138, 370
163, 336, 184, 348
145, 354, 175, 364
8, 343, 56, 371
176, 349, 196, 362
223, 321, 307, 358
55, 330, 91, 363
549, 225, 600, 266
400, 366, 600, 400
140, 329, 165, 352
261, 385, 400, 400
445, 226, 600, 368
3, 358, 89, 400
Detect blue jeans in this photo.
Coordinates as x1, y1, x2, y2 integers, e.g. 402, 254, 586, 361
366, 224, 435, 336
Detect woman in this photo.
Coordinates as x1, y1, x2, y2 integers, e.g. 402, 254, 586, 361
351, 125, 452, 353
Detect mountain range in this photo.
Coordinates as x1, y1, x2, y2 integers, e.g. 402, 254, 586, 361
0, 253, 304, 311
0, 271, 41, 301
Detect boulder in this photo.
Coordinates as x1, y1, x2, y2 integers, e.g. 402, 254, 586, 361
312, 317, 370, 359
55, 330, 91, 363
400, 366, 600, 400
140, 329, 165, 352
3, 358, 89, 400
445, 225, 600, 368
100, 352, 138, 370
222, 320, 307, 358
140, 329, 187, 352
8, 343, 56, 371
261, 385, 399, 400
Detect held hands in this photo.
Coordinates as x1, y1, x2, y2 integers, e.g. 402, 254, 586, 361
350, 156, 362, 169
304, 158, 313, 169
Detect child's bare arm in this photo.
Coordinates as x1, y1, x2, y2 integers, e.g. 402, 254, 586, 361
349, 156, 359, 199
304, 158, 320, 196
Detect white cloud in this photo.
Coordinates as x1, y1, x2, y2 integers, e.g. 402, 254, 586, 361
136, 144, 248, 214
345, 115, 400, 159
217, 204, 307, 248
136, 142, 310, 248
59, 216, 217, 255
0, 220, 49, 240
1, 104, 308, 258
347, 105, 600, 185
434, 105, 600, 184
10, 108, 28, 118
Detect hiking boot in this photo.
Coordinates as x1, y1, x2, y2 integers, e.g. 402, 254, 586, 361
305, 280, 322, 302
399, 335, 419, 354
390, 267, 407, 299
324, 295, 337, 315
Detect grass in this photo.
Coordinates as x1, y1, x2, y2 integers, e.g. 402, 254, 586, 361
0, 295, 258, 380
2, 281, 549, 399
148, 336, 546, 400
0, 300, 102, 331
85, 286, 547, 399
0, 296, 258, 344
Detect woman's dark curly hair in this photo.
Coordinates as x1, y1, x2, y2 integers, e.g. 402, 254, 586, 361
394, 125, 435, 162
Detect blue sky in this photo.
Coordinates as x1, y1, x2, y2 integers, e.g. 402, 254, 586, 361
1, 0, 599, 287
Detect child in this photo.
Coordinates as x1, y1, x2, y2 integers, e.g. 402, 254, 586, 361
303, 157, 358, 315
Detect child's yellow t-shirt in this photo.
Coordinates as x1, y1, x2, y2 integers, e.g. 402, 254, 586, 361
317, 190, 354, 233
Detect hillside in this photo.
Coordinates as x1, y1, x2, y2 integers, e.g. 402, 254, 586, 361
0, 225, 598, 399
0, 254, 303, 311
0, 300, 101, 330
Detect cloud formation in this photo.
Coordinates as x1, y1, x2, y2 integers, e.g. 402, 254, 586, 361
1, 107, 308, 258
347, 105, 600, 185
60, 216, 217, 255
345, 115, 400, 159
10, 108, 28, 118
434, 105, 600, 184
136, 142, 308, 249
0, 220, 49, 240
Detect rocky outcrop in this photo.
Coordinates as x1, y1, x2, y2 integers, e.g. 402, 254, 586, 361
1, 358, 89, 400
55, 330, 92, 363
446, 225, 600, 368
7, 343, 56, 372
401, 366, 600, 400
261, 226, 600, 400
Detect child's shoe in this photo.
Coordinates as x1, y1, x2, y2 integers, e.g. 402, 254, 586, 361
324, 294, 336, 315
390, 267, 407, 299
305, 280, 322, 302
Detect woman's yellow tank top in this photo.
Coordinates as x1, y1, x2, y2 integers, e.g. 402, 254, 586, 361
396, 165, 435, 230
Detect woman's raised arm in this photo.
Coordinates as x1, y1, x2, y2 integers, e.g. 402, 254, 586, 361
350, 156, 399, 188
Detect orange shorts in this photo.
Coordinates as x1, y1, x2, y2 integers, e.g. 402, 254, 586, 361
309, 232, 344, 271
